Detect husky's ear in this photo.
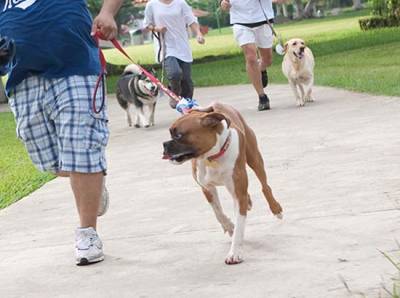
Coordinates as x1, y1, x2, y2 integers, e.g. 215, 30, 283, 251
284, 42, 288, 53
138, 72, 147, 80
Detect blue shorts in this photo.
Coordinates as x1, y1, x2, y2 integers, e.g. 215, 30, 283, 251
8, 75, 109, 173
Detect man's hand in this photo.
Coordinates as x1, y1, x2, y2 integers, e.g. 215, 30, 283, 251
91, 0, 123, 40
91, 11, 118, 40
220, 0, 231, 11
196, 34, 205, 45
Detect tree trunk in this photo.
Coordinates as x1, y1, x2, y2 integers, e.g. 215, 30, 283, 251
276, 4, 282, 16
303, 0, 317, 18
0, 79, 7, 104
352, 0, 363, 10
294, 0, 304, 19
282, 3, 288, 18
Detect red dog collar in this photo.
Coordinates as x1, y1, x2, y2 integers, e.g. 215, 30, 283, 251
207, 130, 232, 162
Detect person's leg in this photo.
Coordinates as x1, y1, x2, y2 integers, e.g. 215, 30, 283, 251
255, 24, 274, 89
70, 172, 103, 229
241, 43, 264, 97
258, 47, 273, 88
233, 24, 270, 111
51, 75, 109, 265
241, 44, 270, 111
258, 47, 273, 71
164, 56, 182, 108
179, 60, 194, 99
10, 75, 108, 265
56, 171, 109, 218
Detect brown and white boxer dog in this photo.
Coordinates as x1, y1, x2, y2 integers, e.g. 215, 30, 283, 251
163, 102, 283, 265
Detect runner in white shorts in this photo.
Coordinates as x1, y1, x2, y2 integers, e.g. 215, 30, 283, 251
221, 0, 274, 111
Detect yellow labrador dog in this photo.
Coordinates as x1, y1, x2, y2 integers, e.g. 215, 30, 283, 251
282, 38, 315, 107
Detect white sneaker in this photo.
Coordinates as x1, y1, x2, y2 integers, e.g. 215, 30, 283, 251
97, 183, 109, 217
75, 227, 104, 266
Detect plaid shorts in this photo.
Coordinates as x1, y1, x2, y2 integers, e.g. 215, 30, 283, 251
8, 75, 109, 173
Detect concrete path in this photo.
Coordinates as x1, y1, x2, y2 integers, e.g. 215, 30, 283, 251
1, 85, 399, 298
0, 103, 10, 112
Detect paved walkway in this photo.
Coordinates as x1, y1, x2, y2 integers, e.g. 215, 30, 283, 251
1, 85, 399, 298
0, 103, 10, 112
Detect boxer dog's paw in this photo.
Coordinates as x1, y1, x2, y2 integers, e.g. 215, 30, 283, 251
225, 252, 243, 265
270, 202, 283, 218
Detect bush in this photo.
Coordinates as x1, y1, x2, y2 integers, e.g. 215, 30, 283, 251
369, 0, 400, 17
360, 0, 400, 29
359, 15, 400, 29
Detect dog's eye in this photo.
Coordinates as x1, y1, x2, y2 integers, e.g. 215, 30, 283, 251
174, 133, 183, 140
293, 42, 297, 46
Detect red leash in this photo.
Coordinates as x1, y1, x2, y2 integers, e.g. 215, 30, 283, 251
92, 32, 181, 114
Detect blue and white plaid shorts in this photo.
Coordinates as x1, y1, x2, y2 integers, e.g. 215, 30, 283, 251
8, 75, 109, 173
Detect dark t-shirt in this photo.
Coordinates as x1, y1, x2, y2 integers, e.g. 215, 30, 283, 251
0, 0, 100, 93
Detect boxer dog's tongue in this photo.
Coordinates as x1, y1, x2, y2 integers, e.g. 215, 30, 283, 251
162, 153, 171, 160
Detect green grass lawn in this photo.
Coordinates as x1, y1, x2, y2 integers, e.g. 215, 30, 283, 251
104, 10, 369, 65
105, 10, 400, 96
189, 40, 400, 96
0, 113, 54, 209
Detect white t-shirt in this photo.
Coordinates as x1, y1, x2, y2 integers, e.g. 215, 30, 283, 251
229, 0, 274, 24
144, 0, 197, 63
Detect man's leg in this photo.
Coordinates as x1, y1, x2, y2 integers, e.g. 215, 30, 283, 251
164, 56, 182, 109
179, 60, 194, 99
70, 172, 103, 229
258, 47, 273, 88
242, 44, 270, 111
53, 76, 109, 265
242, 43, 264, 96
259, 47, 273, 70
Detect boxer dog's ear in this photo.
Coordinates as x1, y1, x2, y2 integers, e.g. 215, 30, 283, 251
200, 112, 231, 128
191, 105, 214, 113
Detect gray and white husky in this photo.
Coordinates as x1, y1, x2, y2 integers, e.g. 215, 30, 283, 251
116, 64, 159, 128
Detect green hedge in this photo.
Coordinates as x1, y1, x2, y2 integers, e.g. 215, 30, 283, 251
359, 16, 400, 30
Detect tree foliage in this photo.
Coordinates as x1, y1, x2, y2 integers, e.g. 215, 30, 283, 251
87, 0, 145, 33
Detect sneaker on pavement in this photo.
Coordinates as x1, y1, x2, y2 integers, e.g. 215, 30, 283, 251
258, 94, 271, 111
75, 227, 104, 266
261, 70, 268, 88
97, 183, 109, 217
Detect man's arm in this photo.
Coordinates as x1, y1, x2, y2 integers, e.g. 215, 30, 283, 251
143, 3, 167, 33
91, 0, 124, 40
181, 1, 204, 44
189, 22, 205, 44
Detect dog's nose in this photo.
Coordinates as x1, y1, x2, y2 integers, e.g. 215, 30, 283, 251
300, 46, 305, 52
163, 141, 170, 152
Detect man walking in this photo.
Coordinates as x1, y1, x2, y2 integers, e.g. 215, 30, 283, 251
0, 0, 122, 265
221, 0, 274, 111
144, 0, 205, 109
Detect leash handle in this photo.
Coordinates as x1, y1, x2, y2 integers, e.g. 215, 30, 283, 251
95, 32, 181, 104
92, 34, 107, 114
